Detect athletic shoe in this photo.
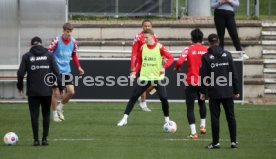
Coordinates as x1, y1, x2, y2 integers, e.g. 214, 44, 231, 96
231, 142, 238, 149
187, 134, 198, 139
53, 112, 62, 122
117, 118, 127, 126
139, 102, 151, 112
33, 140, 40, 146
200, 127, 207, 134
42, 137, 48, 146
207, 143, 220, 149
57, 110, 65, 121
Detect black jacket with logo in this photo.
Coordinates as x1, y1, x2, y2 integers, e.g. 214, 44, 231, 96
200, 46, 239, 99
17, 45, 63, 96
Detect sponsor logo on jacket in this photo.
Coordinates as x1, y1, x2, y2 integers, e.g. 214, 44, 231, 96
31, 65, 50, 70
29, 56, 47, 62
211, 62, 229, 68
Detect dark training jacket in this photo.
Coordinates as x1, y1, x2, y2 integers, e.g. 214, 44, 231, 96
200, 45, 239, 99
17, 45, 63, 96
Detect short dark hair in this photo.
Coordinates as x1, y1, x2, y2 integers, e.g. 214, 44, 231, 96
142, 19, 152, 26
208, 33, 219, 42
208, 33, 219, 46
191, 28, 203, 43
31, 36, 42, 45
143, 29, 154, 36
63, 22, 73, 31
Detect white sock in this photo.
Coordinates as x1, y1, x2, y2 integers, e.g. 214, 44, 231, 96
57, 103, 64, 111
190, 124, 196, 135
143, 102, 147, 107
53, 111, 58, 117
200, 119, 206, 128
140, 101, 146, 108
164, 117, 170, 122
123, 114, 128, 120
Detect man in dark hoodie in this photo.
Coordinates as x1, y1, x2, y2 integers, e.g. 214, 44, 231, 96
17, 36, 63, 146
199, 33, 240, 149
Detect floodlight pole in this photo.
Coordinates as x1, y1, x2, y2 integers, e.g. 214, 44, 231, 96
65, 0, 68, 22
115, 0, 119, 18
175, 0, 179, 20
268, 0, 271, 19
246, 0, 250, 16
254, 0, 259, 17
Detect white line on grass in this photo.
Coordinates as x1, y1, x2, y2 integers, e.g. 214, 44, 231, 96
92, 107, 276, 111
71, 107, 161, 110
166, 138, 230, 142
237, 108, 276, 111
51, 138, 96, 141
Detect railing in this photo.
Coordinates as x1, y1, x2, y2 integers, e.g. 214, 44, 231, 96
181, 0, 274, 19
69, 0, 173, 17
77, 49, 245, 60
68, 0, 274, 19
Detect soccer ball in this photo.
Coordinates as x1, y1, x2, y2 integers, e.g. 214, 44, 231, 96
3, 132, 19, 145
163, 120, 177, 133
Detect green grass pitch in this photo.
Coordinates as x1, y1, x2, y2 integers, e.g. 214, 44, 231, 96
0, 102, 275, 159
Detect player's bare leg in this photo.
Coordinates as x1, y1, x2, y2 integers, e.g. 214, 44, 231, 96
52, 88, 62, 122
61, 85, 75, 104
56, 85, 75, 121
140, 92, 146, 102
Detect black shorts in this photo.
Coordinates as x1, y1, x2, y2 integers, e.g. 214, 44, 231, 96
53, 74, 74, 88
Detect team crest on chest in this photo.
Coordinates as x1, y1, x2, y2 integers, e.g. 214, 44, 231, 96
209, 55, 215, 59
30, 56, 35, 62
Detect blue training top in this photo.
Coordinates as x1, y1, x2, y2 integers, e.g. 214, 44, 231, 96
53, 36, 75, 74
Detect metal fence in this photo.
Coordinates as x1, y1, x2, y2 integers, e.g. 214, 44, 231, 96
178, 0, 265, 18
261, 0, 276, 19
69, 0, 172, 17
234, 0, 260, 17
180, 0, 275, 18
182, 0, 275, 19
69, 0, 275, 19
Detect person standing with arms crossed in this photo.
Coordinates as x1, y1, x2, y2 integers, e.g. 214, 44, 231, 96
117, 29, 174, 126
17, 37, 64, 146
131, 19, 158, 112
48, 22, 85, 122
174, 28, 207, 139
200, 34, 239, 149
211, 0, 249, 59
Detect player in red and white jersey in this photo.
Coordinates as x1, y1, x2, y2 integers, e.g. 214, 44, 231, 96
131, 20, 158, 71
130, 19, 158, 112
48, 23, 84, 122
174, 28, 208, 139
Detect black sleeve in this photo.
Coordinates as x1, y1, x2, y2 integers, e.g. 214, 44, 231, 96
228, 53, 239, 94
49, 53, 64, 90
17, 54, 27, 90
199, 55, 209, 94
